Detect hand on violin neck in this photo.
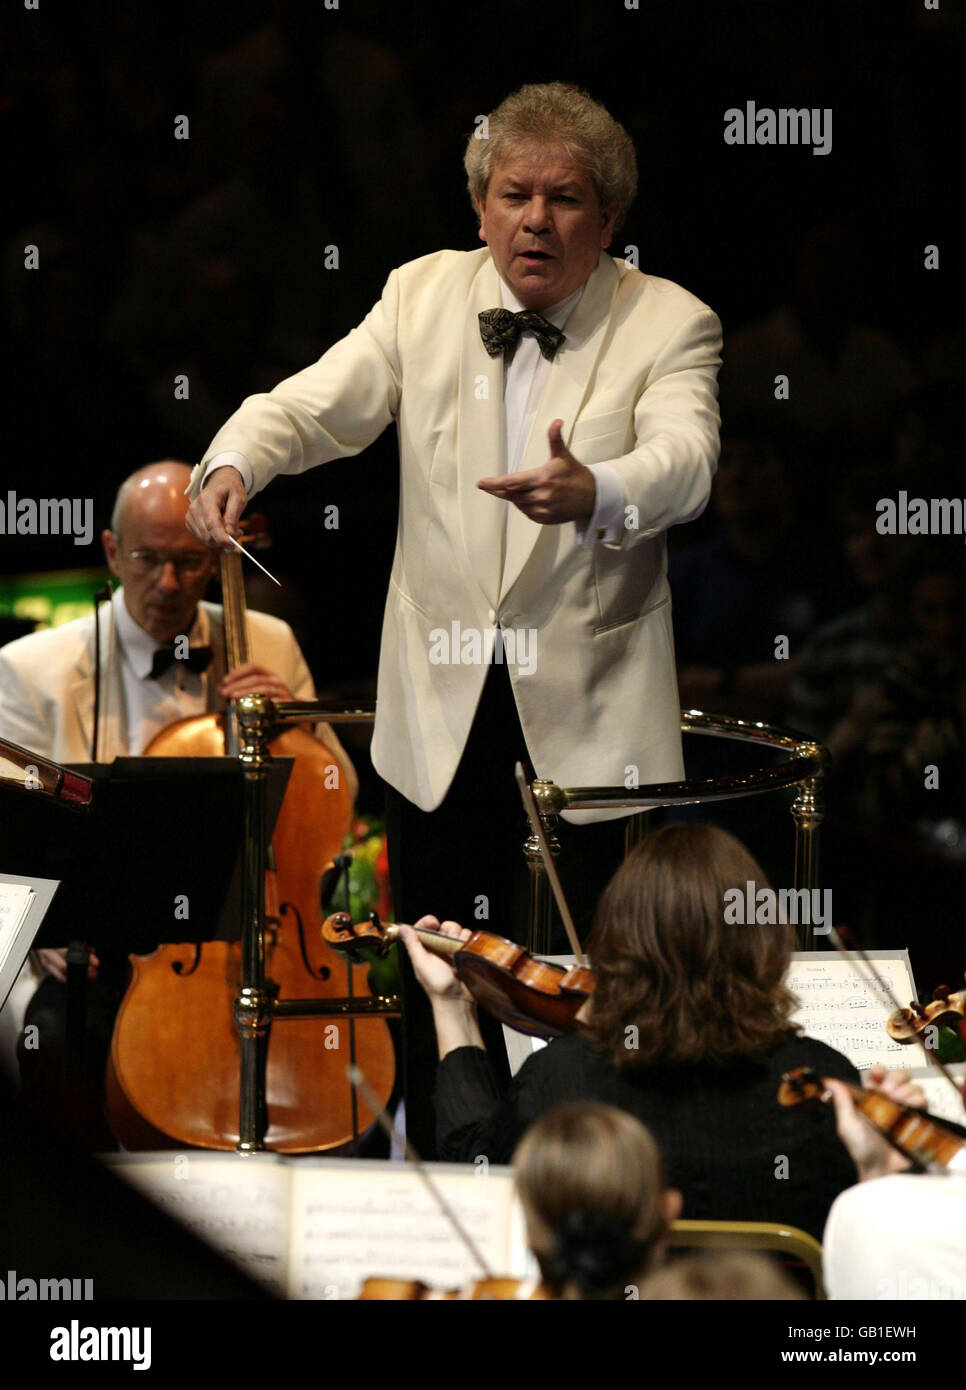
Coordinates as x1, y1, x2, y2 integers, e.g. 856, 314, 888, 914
825, 1077, 912, 1183
398, 920, 484, 1059
399, 919, 473, 1001
864, 1064, 927, 1113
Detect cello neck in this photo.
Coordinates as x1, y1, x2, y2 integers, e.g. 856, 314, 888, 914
220, 548, 251, 672
219, 548, 250, 757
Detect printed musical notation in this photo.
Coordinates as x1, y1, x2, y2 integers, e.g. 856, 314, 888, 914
785, 950, 917, 1073
289, 1166, 526, 1300
105, 1154, 527, 1300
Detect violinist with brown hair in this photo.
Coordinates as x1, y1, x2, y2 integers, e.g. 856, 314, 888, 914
401, 822, 923, 1241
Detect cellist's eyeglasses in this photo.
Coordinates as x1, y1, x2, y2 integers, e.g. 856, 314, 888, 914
126, 550, 212, 577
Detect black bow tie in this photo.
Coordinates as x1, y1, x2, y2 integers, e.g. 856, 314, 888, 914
478, 308, 565, 363
149, 644, 213, 679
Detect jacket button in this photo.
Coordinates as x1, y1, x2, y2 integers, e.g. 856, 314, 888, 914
487, 608, 496, 623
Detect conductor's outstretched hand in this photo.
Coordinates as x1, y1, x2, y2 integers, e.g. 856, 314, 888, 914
477, 419, 596, 524
185, 466, 248, 548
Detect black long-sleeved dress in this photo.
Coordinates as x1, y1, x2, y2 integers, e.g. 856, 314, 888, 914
435, 1030, 861, 1241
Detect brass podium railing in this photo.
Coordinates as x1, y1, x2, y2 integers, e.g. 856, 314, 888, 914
231, 700, 828, 1151
526, 709, 829, 955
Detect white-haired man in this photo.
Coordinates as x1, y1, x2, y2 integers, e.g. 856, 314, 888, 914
186, 83, 722, 1155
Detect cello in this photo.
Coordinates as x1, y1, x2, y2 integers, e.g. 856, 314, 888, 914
104, 522, 396, 1151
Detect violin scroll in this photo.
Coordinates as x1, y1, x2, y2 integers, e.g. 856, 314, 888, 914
885, 977, 966, 1044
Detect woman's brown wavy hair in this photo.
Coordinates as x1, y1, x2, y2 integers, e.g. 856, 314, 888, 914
584, 823, 797, 1069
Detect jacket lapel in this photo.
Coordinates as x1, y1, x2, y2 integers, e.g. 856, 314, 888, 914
457, 255, 507, 611
501, 254, 620, 601
69, 602, 126, 762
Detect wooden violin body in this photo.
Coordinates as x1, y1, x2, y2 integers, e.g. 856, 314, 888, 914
323, 913, 594, 1039
778, 1066, 964, 1172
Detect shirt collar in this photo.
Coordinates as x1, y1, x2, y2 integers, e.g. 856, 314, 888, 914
498, 277, 585, 330
112, 587, 207, 679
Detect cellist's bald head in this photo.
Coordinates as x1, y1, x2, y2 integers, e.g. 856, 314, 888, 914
102, 461, 216, 642
110, 461, 194, 538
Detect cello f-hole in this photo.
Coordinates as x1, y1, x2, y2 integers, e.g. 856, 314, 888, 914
281, 901, 331, 981
171, 945, 202, 977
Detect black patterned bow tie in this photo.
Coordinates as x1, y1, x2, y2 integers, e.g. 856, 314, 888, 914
149, 644, 213, 679
478, 308, 565, 363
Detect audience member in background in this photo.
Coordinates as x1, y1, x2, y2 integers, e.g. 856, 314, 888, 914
785, 467, 917, 747
670, 421, 841, 724
667, 421, 845, 877
404, 823, 876, 1241
848, 553, 966, 837
512, 1102, 680, 1300
719, 221, 916, 461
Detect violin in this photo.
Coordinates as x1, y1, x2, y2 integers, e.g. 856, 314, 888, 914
322, 912, 594, 1039
885, 976, 966, 1045
778, 1067, 965, 1172
358, 1277, 552, 1300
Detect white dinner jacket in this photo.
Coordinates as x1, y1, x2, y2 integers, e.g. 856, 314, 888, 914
190, 249, 722, 818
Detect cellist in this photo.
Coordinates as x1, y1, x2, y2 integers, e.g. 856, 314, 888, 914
0, 461, 356, 1135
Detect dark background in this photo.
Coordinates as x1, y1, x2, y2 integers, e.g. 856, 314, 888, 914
4, 0, 964, 980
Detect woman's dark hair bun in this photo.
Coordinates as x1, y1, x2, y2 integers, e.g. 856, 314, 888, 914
544, 1207, 646, 1296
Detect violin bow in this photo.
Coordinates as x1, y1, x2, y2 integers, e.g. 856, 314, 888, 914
826, 926, 964, 1105
346, 1063, 495, 1280
514, 762, 588, 967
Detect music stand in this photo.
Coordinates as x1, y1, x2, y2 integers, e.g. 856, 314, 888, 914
0, 743, 291, 1077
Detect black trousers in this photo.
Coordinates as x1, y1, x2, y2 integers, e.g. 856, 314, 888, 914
384, 661, 629, 1159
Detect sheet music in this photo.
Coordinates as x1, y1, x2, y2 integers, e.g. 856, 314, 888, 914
786, 950, 917, 1072
0, 881, 35, 972
906, 1065, 966, 1126
105, 1153, 292, 1296
287, 1160, 526, 1300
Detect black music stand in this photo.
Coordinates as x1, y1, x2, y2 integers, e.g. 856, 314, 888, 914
0, 752, 291, 1078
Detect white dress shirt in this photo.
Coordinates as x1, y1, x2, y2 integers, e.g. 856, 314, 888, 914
112, 588, 209, 754
496, 277, 625, 549
201, 262, 627, 555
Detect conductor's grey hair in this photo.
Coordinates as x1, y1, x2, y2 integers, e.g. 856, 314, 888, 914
464, 82, 638, 232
